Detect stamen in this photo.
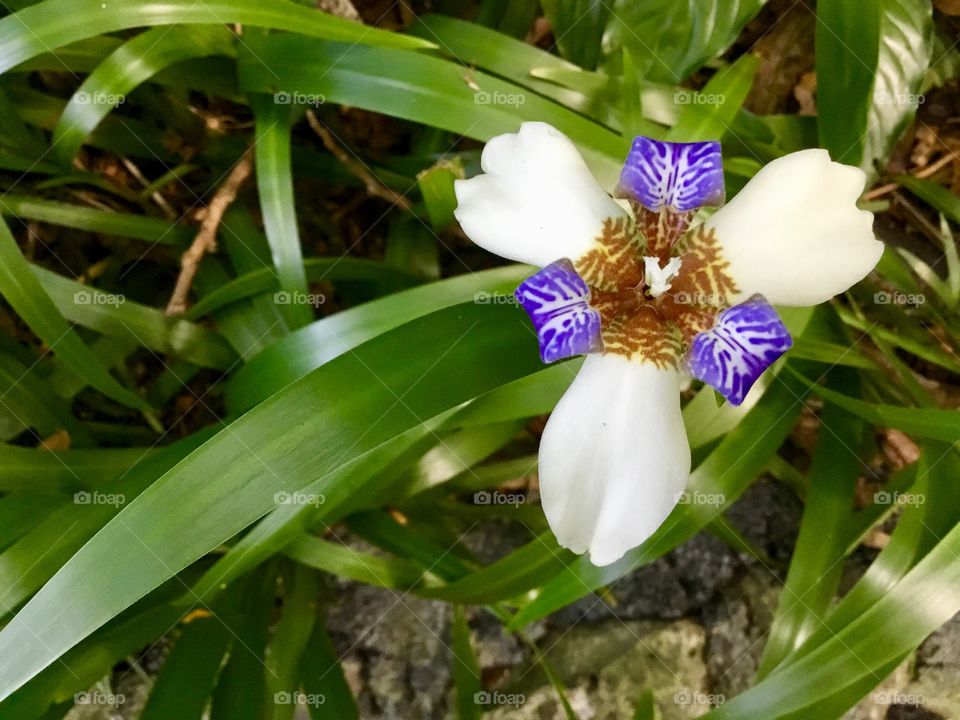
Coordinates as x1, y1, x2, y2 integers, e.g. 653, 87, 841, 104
643, 256, 682, 298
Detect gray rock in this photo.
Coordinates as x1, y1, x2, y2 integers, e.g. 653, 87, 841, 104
327, 583, 452, 719
702, 567, 781, 698
725, 477, 803, 562
551, 532, 740, 626
483, 619, 711, 720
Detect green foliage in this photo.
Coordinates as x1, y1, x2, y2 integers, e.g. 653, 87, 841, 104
0, 1, 955, 718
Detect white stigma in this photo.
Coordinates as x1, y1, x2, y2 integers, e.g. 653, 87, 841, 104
643, 256, 682, 298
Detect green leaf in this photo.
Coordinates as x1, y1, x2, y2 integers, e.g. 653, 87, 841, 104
251, 95, 312, 329
704, 453, 960, 719
816, 0, 932, 173
225, 266, 529, 412
267, 563, 318, 720
0, 193, 191, 245
540, 0, 610, 70
0, 0, 431, 78
757, 390, 864, 676
236, 34, 627, 187
210, 569, 276, 720
140, 612, 232, 720
285, 535, 425, 589
186, 256, 419, 320
604, 0, 767, 83
666, 53, 759, 142
0, 214, 149, 411
0, 350, 91, 444
52, 25, 236, 165
416, 157, 464, 232
815, 0, 880, 166
31, 265, 237, 370
897, 175, 960, 225
790, 368, 960, 442
302, 621, 358, 720
862, 0, 934, 173
0, 302, 544, 700
451, 606, 482, 720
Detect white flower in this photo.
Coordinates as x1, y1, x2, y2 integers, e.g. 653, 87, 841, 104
455, 122, 882, 566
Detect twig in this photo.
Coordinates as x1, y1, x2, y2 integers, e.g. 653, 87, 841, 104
863, 150, 958, 201
165, 151, 254, 315
121, 157, 176, 218
305, 110, 412, 211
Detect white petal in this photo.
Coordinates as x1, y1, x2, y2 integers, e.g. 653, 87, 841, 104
454, 122, 627, 267
538, 354, 691, 566
705, 149, 883, 306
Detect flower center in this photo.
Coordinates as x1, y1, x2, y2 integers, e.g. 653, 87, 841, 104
573, 210, 740, 368
643, 256, 682, 297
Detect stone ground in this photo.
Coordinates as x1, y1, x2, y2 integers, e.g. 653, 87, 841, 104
68, 478, 960, 720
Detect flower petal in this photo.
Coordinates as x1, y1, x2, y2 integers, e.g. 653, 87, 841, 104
515, 259, 603, 363
705, 149, 883, 306
617, 137, 725, 212
686, 295, 792, 406
454, 122, 627, 267
538, 354, 690, 566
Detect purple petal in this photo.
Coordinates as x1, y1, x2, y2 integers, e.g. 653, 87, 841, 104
515, 259, 603, 363
685, 295, 792, 405
617, 137, 725, 212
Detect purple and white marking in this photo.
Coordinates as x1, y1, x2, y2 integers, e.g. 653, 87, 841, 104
685, 294, 792, 405
617, 137, 725, 212
515, 259, 603, 363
